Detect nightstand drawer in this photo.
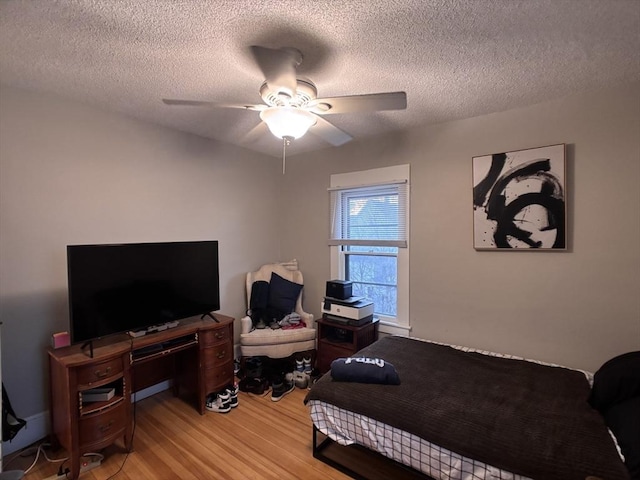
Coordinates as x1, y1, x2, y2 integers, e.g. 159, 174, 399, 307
317, 342, 354, 373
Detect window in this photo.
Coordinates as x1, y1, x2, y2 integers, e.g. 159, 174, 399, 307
329, 165, 410, 335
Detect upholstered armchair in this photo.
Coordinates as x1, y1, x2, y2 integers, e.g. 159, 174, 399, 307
239, 260, 316, 360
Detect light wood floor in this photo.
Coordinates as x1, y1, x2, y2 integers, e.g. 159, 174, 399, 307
11, 387, 352, 480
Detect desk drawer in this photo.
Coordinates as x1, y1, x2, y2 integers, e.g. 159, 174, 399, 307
79, 400, 125, 446
77, 357, 124, 387
200, 326, 231, 346
202, 343, 232, 369
204, 361, 233, 392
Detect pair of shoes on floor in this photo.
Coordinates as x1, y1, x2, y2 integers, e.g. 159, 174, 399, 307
206, 384, 239, 413
295, 357, 313, 374
271, 373, 295, 402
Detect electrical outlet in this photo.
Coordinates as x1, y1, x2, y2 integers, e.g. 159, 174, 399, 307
43, 458, 101, 480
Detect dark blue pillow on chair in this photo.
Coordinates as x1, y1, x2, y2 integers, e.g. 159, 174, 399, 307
268, 272, 303, 315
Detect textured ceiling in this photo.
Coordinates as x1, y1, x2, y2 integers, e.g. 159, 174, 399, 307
1, 0, 639, 158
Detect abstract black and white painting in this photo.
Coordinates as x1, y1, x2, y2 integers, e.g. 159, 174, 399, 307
473, 144, 566, 250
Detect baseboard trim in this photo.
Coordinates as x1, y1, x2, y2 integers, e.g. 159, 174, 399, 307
131, 381, 171, 402
2, 410, 49, 457
1, 381, 174, 460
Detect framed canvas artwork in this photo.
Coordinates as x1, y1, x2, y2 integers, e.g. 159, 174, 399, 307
472, 144, 566, 250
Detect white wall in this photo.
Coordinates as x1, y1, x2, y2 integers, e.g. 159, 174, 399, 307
0, 86, 283, 431
281, 81, 640, 373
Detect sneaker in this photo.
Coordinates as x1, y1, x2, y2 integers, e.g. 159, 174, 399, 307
225, 384, 239, 408
206, 391, 231, 413
238, 376, 269, 395
233, 359, 241, 376
303, 357, 312, 374
271, 377, 295, 402
293, 371, 308, 389
295, 359, 305, 373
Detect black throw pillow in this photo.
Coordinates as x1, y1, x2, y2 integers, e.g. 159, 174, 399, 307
268, 272, 303, 315
604, 396, 640, 479
589, 351, 640, 414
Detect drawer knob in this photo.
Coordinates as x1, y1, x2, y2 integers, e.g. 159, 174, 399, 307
99, 420, 114, 433
95, 366, 112, 378
216, 350, 226, 359
215, 332, 225, 339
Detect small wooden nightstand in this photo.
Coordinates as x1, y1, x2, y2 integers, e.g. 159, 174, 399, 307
316, 317, 379, 373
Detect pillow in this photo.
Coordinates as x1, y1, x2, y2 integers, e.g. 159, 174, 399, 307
604, 396, 640, 479
588, 351, 640, 413
330, 357, 401, 385
268, 272, 303, 315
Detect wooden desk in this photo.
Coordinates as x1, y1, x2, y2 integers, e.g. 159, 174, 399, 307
48, 314, 233, 480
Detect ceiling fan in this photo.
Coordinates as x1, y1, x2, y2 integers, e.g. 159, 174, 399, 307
162, 46, 407, 152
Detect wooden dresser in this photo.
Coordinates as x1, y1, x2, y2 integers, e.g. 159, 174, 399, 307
48, 314, 233, 479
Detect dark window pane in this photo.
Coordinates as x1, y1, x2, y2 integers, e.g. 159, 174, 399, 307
345, 253, 397, 316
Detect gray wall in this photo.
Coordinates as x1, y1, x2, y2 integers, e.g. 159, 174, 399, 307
0, 87, 283, 422
1, 81, 638, 453
281, 81, 640, 373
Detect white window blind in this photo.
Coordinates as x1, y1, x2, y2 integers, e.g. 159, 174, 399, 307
329, 180, 408, 248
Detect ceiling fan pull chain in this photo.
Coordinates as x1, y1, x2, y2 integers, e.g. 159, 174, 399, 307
282, 136, 293, 175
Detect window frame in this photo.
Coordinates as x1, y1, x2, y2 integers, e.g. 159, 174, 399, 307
329, 165, 410, 336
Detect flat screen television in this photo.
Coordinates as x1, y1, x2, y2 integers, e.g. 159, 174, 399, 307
67, 240, 220, 344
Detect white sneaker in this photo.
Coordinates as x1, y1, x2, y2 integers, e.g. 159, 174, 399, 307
206, 391, 231, 413
293, 371, 308, 389
225, 384, 239, 408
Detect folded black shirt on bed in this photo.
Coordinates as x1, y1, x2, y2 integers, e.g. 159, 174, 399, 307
330, 357, 401, 384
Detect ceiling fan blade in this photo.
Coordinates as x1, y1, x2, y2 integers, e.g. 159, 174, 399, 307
250, 46, 300, 98
162, 99, 266, 111
310, 115, 352, 146
243, 121, 269, 144
308, 91, 407, 115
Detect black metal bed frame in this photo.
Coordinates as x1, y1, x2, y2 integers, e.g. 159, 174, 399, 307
312, 425, 434, 480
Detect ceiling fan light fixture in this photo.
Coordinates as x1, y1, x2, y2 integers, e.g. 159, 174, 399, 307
260, 106, 317, 139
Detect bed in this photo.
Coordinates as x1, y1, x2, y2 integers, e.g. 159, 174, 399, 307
304, 335, 633, 480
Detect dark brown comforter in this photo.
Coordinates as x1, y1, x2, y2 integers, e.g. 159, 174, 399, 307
305, 336, 629, 480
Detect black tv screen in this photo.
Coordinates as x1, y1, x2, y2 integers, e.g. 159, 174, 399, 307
67, 241, 220, 343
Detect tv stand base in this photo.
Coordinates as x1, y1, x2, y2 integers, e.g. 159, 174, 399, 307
80, 340, 94, 358
201, 312, 220, 323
